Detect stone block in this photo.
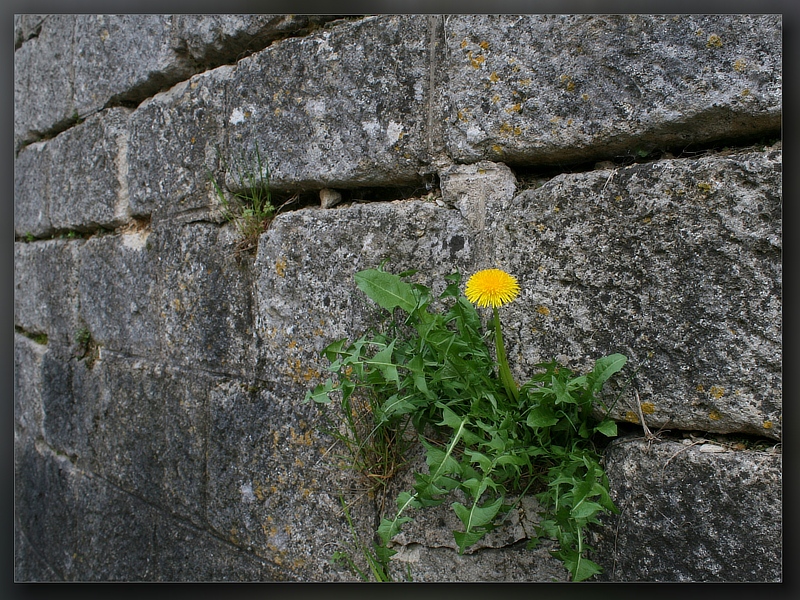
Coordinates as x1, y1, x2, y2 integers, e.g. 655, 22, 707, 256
594, 437, 781, 581
46, 108, 132, 232
78, 355, 210, 525
72, 15, 179, 116
441, 14, 781, 165
14, 445, 81, 580
253, 201, 473, 387
77, 231, 160, 357
206, 381, 363, 581
127, 67, 232, 217
482, 146, 781, 439
14, 239, 80, 349
156, 221, 256, 375
225, 15, 432, 191
14, 333, 47, 450
14, 14, 77, 148
14, 141, 52, 238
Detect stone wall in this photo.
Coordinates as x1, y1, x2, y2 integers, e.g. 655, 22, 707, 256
14, 14, 781, 582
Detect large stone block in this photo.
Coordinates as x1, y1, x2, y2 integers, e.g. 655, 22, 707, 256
14, 333, 47, 450
594, 437, 781, 581
45, 108, 132, 232
13, 14, 77, 148
76, 354, 211, 525
127, 67, 232, 217
156, 221, 257, 375
225, 15, 432, 191
14, 142, 52, 238
206, 381, 360, 580
14, 239, 80, 349
441, 14, 781, 165
77, 230, 160, 357
479, 145, 781, 439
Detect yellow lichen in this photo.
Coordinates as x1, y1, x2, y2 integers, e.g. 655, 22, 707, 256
709, 410, 722, 421
733, 58, 747, 72
763, 420, 773, 429
489, 71, 499, 83
479, 41, 489, 50
535, 305, 550, 316
706, 34, 723, 48
275, 257, 287, 277
697, 182, 713, 192
640, 402, 655, 415
624, 411, 640, 424
709, 385, 725, 399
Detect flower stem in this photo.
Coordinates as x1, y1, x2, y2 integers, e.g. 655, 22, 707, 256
492, 306, 518, 401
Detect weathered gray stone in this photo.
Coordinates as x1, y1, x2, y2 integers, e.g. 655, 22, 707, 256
77, 231, 160, 357
480, 145, 781, 440
14, 14, 77, 147
14, 239, 80, 349
157, 221, 257, 375
254, 200, 474, 387
593, 436, 781, 581
76, 354, 211, 526
14, 333, 47, 450
441, 14, 781, 165
15, 14, 343, 150
46, 108, 132, 232
127, 67, 232, 218
206, 381, 363, 581
226, 15, 432, 191
14, 141, 52, 238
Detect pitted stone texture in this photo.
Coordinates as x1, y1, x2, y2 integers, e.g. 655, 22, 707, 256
253, 201, 473, 388
14, 334, 47, 450
156, 221, 257, 375
14, 141, 52, 238
593, 437, 781, 582
14, 240, 80, 350
14, 109, 131, 237
77, 231, 160, 358
441, 14, 781, 165
14, 14, 342, 150
206, 381, 366, 581
14, 14, 78, 148
226, 15, 432, 191
75, 355, 211, 526
127, 67, 232, 218
482, 146, 781, 440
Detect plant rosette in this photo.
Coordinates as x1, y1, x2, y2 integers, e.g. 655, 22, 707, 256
306, 266, 628, 582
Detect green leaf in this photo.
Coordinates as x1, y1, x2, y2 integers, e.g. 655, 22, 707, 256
570, 555, 603, 582
452, 495, 504, 531
526, 405, 558, 428
453, 530, 486, 554
366, 341, 399, 385
571, 500, 604, 521
590, 354, 627, 391
355, 269, 417, 313
594, 419, 618, 437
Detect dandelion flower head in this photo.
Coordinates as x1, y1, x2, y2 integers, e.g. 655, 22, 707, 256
465, 268, 520, 308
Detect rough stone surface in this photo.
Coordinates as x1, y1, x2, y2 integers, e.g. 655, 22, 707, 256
15, 14, 782, 583
226, 15, 432, 191
481, 145, 782, 440
14, 14, 343, 150
441, 14, 782, 166
593, 436, 782, 582
14, 240, 80, 349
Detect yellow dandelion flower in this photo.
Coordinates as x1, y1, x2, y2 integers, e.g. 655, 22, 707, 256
465, 268, 520, 308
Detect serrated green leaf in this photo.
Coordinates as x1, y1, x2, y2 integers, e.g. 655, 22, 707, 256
594, 419, 618, 437
591, 354, 627, 390
453, 530, 486, 554
355, 269, 417, 313
526, 405, 558, 428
